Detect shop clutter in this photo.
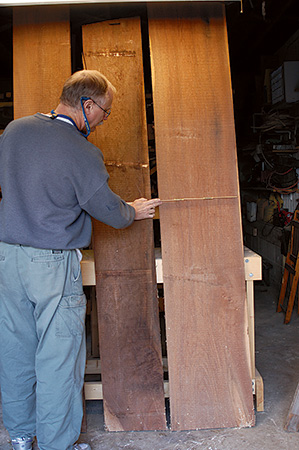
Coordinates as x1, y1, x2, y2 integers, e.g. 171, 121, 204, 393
241, 110, 299, 228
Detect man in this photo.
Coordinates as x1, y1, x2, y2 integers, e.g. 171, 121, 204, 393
0, 70, 161, 450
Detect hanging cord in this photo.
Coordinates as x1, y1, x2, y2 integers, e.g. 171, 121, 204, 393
80, 97, 91, 138
51, 104, 90, 139
266, 168, 298, 194
253, 111, 298, 133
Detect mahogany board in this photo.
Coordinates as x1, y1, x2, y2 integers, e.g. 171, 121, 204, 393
82, 18, 166, 431
13, 6, 71, 119
285, 381, 299, 432
148, 3, 255, 430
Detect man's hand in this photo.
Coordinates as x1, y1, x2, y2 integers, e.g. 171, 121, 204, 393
128, 198, 162, 220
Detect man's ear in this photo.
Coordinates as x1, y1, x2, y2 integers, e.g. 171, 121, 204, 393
82, 98, 93, 116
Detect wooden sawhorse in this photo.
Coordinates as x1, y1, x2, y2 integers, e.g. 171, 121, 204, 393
81, 246, 264, 412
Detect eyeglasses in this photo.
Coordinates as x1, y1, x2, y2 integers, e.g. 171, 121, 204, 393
90, 98, 111, 118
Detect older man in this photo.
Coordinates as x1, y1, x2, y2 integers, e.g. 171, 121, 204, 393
0, 70, 161, 450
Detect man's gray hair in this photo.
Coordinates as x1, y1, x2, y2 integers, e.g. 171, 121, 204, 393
60, 69, 115, 108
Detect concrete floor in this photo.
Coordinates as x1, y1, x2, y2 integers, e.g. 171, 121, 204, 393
1, 282, 299, 449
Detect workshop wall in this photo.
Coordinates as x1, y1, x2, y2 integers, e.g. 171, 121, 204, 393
239, 27, 299, 287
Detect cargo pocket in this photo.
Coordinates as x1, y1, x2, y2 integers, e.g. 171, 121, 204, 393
55, 294, 86, 338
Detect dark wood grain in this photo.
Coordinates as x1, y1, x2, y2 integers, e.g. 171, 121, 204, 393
83, 17, 166, 432
148, 3, 255, 430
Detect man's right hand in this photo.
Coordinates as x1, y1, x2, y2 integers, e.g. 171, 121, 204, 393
128, 198, 162, 220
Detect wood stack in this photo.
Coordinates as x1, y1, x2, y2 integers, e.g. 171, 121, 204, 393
13, 3, 254, 432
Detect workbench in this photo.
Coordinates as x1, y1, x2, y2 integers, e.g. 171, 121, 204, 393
81, 246, 264, 412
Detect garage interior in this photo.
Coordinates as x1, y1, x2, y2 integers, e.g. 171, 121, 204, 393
0, 1, 299, 449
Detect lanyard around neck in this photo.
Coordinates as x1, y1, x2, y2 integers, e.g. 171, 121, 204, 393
50, 103, 90, 138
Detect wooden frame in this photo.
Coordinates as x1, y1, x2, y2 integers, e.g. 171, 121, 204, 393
81, 247, 264, 412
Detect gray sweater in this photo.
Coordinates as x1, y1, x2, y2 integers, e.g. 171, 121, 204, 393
0, 113, 135, 249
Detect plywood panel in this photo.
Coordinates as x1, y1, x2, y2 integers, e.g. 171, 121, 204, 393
148, 3, 255, 430
13, 6, 71, 118
82, 18, 166, 432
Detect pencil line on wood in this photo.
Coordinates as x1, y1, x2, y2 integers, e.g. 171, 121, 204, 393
161, 196, 238, 202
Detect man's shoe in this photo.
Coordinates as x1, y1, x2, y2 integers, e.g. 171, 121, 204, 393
11, 437, 33, 450
72, 445, 91, 450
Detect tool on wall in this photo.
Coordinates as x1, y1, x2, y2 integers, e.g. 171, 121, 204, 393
277, 209, 299, 323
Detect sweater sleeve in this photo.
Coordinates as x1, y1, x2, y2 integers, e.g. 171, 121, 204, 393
81, 182, 135, 229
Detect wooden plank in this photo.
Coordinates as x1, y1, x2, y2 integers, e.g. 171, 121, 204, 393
84, 381, 170, 401
244, 247, 262, 281
254, 369, 264, 412
148, 3, 254, 430
82, 18, 166, 432
81, 246, 262, 286
285, 381, 299, 432
246, 280, 255, 379
13, 5, 71, 118
85, 357, 168, 375
81, 250, 96, 286
90, 287, 100, 357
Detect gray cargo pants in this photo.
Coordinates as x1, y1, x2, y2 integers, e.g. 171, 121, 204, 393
0, 242, 86, 450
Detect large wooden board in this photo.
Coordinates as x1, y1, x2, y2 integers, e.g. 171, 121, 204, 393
13, 6, 71, 118
148, 3, 255, 430
82, 18, 166, 432
285, 381, 299, 432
